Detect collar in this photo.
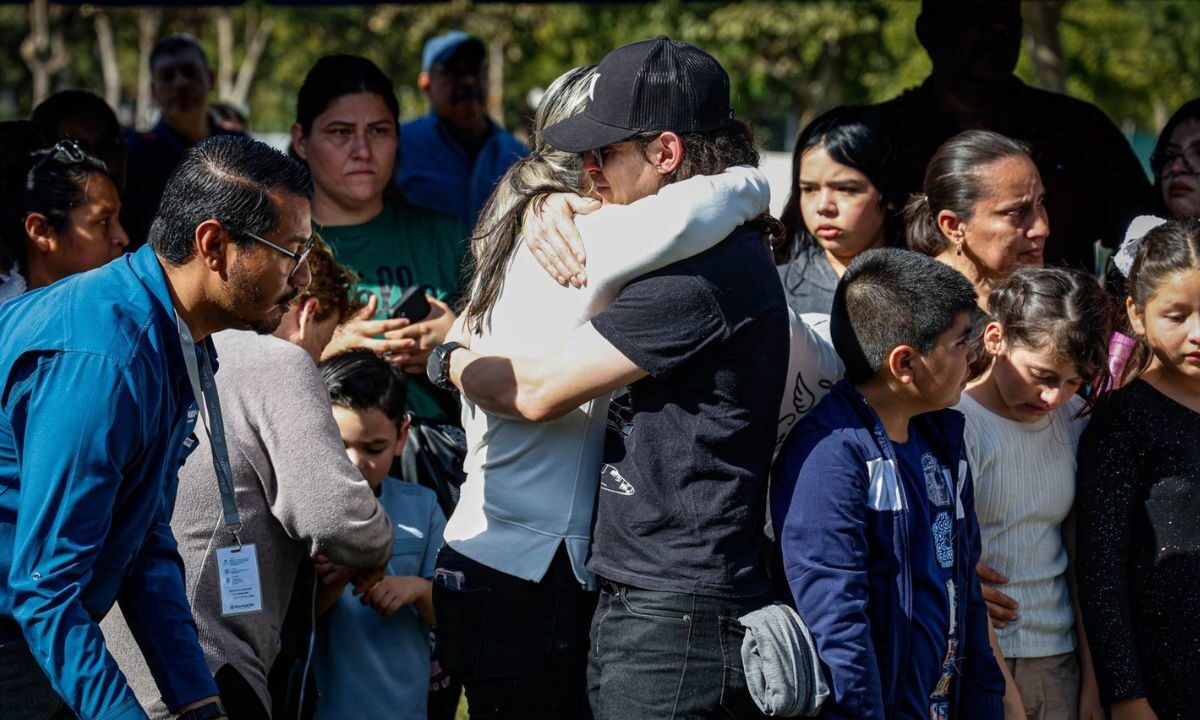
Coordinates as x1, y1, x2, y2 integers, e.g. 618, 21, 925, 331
129, 245, 220, 374
830, 379, 965, 467
431, 112, 498, 149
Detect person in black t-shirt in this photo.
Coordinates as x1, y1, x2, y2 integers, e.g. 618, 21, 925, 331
427, 37, 788, 719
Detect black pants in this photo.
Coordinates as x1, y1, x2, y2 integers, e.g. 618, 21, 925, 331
432, 545, 596, 720
587, 580, 768, 720
215, 665, 269, 720
0, 621, 67, 720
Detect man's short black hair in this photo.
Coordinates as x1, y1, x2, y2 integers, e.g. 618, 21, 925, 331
321, 350, 408, 428
148, 135, 313, 265
150, 33, 208, 71
830, 248, 977, 384
31, 90, 120, 137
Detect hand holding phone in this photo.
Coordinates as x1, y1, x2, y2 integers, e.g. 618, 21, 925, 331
389, 285, 432, 322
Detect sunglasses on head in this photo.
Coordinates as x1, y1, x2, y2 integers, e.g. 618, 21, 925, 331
26, 140, 88, 191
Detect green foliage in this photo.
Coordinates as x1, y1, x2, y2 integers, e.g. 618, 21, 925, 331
0, 0, 1197, 149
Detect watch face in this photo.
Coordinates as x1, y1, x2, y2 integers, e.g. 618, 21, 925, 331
426, 344, 445, 384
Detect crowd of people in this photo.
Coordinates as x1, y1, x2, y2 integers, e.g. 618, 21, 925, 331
1, 2, 1199, 720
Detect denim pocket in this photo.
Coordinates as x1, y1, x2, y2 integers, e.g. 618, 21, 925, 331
717, 615, 760, 719
617, 585, 693, 622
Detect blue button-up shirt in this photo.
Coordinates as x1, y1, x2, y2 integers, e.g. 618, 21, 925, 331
396, 112, 527, 231
0, 246, 218, 719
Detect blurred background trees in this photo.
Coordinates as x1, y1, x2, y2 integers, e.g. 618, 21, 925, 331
1, 0, 1197, 151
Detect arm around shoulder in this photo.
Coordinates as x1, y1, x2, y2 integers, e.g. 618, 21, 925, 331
451, 322, 645, 422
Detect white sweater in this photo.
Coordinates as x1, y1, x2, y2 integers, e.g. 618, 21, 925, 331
958, 391, 1088, 658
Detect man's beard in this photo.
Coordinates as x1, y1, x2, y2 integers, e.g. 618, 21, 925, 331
225, 259, 297, 335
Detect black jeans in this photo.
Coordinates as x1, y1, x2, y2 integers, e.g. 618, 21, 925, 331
587, 580, 768, 720
0, 621, 68, 720
432, 545, 596, 720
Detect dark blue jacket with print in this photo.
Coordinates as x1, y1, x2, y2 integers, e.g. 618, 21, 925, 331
771, 380, 1004, 720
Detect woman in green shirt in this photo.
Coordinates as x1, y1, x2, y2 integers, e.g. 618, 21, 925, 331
291, 55, 467, 420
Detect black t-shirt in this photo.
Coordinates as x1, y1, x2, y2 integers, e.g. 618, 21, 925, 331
588, 225, 789, 598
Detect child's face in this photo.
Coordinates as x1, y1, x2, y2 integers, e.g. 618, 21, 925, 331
1129, 267, 1200, 384
911, 311, 977, 411
985, 327, 1084, 422
332, 405, 406, 492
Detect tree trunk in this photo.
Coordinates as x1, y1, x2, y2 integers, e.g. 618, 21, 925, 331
90, 8, 121, 113
229, 13, 274, 109
1024, 0, 1066, 94
135, 8, 162, 131
20, 0, 69, 107
487, 27, 505, 123
216, 9, 237, 101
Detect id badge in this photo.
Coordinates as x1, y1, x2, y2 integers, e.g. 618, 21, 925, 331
217, 544, 263, 616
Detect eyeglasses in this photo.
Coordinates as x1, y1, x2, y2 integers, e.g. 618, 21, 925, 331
26, 140, 87, 191
589, 147, 610, 170
1152, 145, 1200, 178
234, 229, 315, 281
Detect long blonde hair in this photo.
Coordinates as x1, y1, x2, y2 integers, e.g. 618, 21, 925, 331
462, 65, 597, 333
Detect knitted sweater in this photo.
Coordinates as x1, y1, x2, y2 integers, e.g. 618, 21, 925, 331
103, 330, 394, 716
958, 391, 1087, 658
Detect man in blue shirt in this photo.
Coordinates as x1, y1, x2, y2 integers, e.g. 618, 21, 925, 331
396, 30, 527, 231
0, 135, 315, 720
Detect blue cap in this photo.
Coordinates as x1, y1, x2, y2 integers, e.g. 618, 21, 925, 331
421, 31, 484, 73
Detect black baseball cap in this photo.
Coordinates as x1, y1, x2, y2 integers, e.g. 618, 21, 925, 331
542, 36, 733, 153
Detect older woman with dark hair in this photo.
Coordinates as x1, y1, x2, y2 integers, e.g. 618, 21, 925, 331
1151, 98, 1200, 221
906, 129, 1050, 310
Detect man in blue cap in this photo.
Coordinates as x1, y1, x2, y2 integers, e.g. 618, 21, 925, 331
395, 30, 527, 231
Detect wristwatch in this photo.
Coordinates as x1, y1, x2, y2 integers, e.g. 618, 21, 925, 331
178, 700, 227, 720
427, 341, 464, 392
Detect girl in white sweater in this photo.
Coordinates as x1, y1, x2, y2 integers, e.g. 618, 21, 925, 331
957, 268, 1113, 720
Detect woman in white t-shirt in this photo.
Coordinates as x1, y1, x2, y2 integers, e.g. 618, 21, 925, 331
958, 268, 1113, 720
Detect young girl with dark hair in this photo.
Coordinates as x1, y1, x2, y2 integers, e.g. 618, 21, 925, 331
1077, 219, 1200, 720
291, 54, 466, 421
775, 106, 903, 315
957, 268, 1113, 720
0, 140, 128, 306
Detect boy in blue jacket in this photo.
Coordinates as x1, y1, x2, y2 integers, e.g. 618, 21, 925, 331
772, 248, 1004, 720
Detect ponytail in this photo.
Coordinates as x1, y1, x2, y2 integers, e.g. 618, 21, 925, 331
903, 192, 946, 256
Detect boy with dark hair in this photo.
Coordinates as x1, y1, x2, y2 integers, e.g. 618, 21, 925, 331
315, 351, 445, 720
772, 248, 1004, 720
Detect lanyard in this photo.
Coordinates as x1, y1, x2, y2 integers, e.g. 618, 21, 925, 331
176, 314, 243, 547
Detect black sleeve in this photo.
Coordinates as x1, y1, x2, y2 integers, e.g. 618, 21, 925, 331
1075, 397, 1146, 703
591, 271, 727, 379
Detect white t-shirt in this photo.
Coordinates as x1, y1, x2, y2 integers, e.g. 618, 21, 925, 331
958, 391, 1088, 658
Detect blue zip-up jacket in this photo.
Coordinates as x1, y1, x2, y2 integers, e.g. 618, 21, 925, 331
0, 246, 219, 719
771, 380, 1003, 720
396, 112, 528, 230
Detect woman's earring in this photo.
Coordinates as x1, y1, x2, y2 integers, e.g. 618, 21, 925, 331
955, 240, 964, 256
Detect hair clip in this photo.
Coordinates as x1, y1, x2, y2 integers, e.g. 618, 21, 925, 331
1113, 215, 1170, 277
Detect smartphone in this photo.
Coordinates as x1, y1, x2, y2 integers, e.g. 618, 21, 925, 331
389, 285, 431, 322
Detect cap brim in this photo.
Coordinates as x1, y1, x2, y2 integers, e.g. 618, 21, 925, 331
542, 112, 637, 153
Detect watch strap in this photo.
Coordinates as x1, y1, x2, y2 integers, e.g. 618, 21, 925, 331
178, 700, 226, 720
